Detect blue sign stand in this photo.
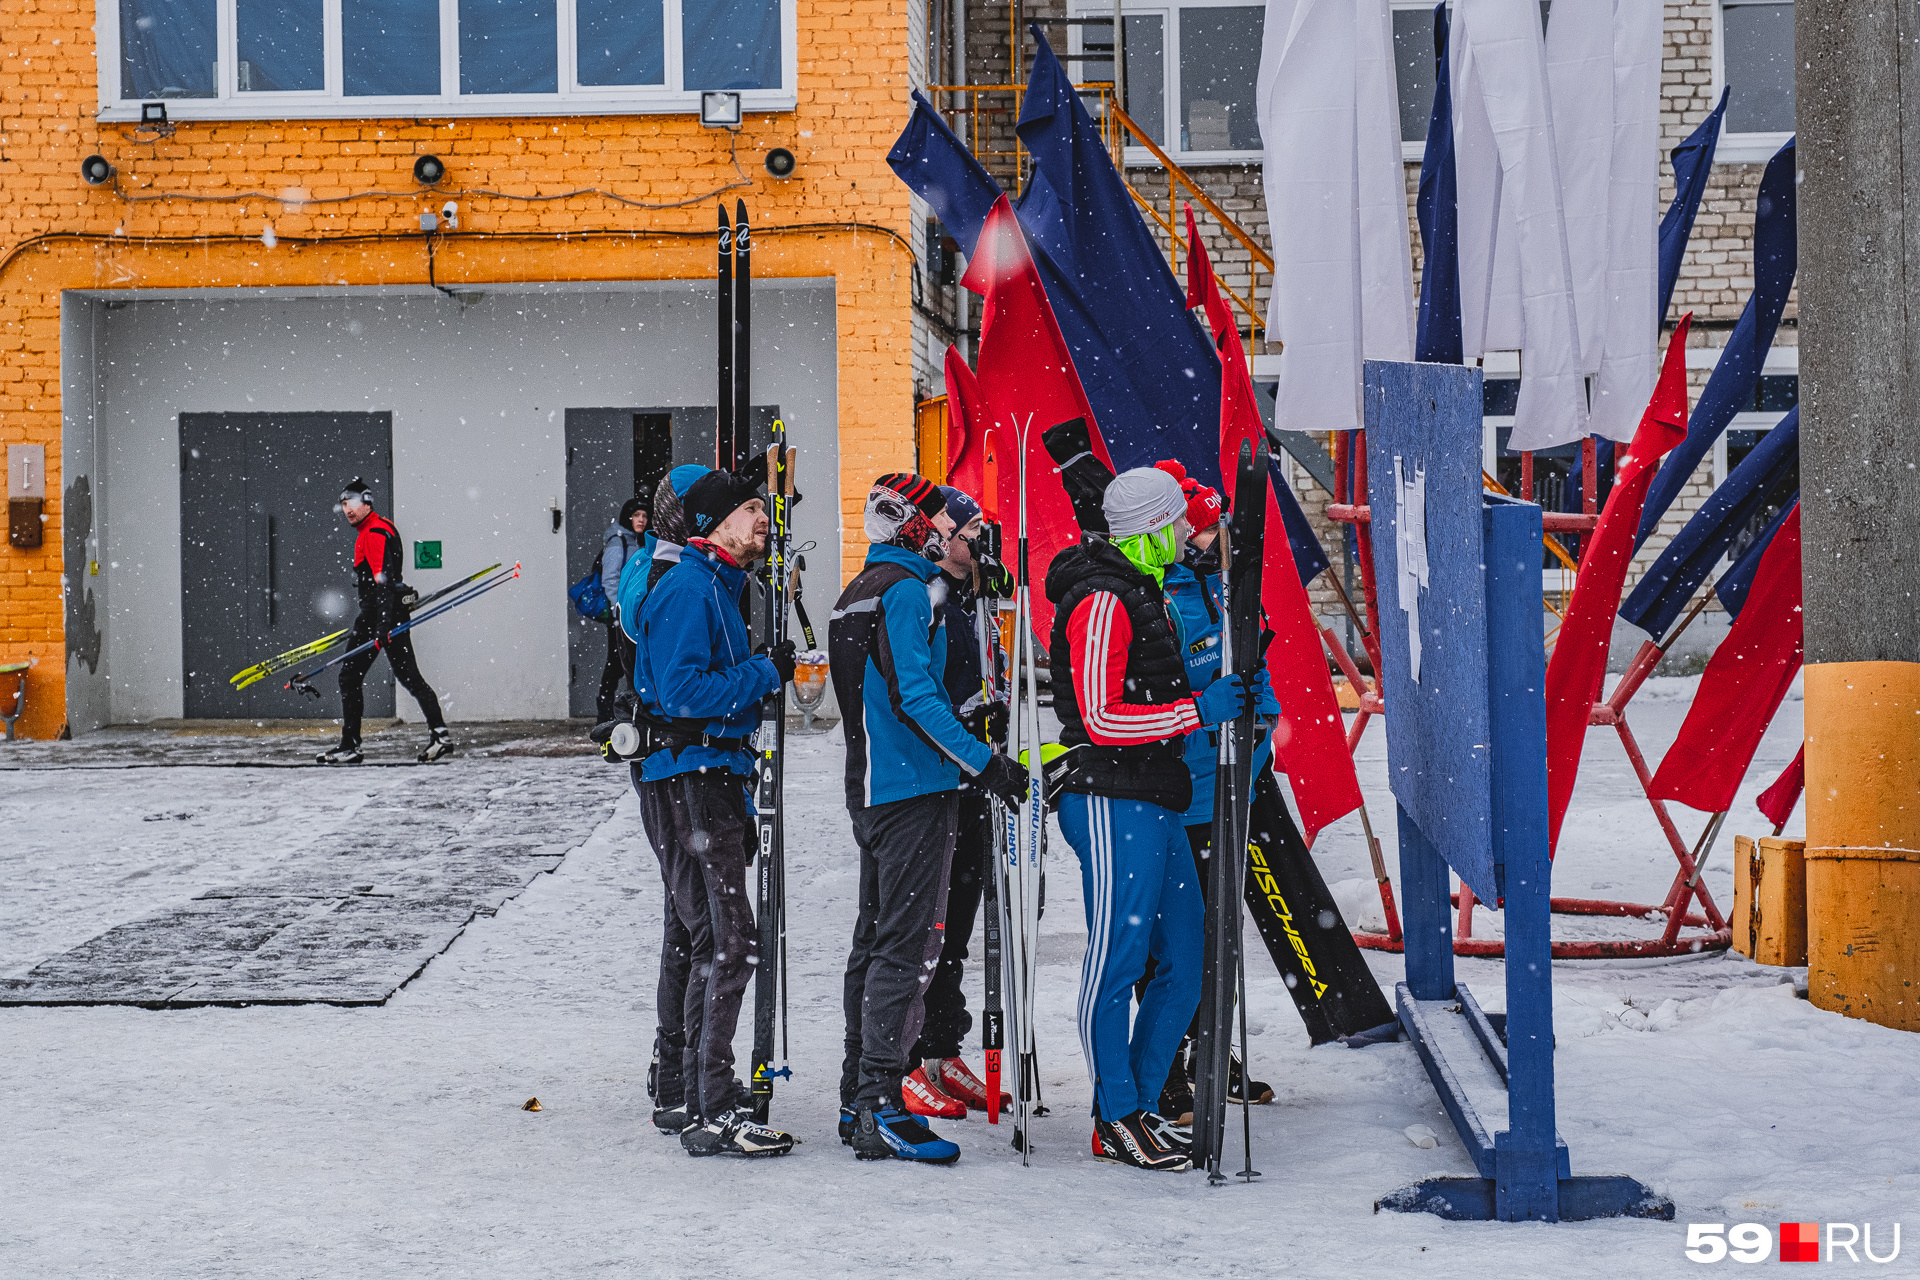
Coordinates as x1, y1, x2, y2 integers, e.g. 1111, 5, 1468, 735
1362, 361, 1673, 1224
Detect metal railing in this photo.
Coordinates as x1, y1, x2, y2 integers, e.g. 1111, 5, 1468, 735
925, 84, 1270, 366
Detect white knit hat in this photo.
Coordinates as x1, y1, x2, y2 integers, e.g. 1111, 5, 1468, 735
1101, 466, 1187, 538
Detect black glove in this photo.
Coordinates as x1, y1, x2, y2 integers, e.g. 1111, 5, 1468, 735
976, 557, 1015, 599
977, 752, 1029, 806
765, 638, 797, 685
964, 701, 1009, 746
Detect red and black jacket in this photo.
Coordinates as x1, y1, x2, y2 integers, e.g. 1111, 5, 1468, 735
1045, 536, 1199, 813
351, 511, 408, 637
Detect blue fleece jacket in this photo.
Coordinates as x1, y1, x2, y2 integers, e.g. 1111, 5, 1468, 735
1165, 561, 1279, 826
844, 544, 993, 807
633, 542, 780, 781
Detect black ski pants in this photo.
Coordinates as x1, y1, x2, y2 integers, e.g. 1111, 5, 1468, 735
841, 790, 958, 1110
597, 620, 636, 723
638, 769, 758, 1122
911, 791, 990, 1063
338, 613, 445, 747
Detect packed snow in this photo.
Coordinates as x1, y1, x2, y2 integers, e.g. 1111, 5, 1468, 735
3, 683, 1916, 1278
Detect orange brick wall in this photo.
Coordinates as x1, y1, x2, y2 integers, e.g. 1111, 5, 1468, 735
0, 0, 921, 738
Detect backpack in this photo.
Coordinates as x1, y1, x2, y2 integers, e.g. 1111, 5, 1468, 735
569, 567, 610, 621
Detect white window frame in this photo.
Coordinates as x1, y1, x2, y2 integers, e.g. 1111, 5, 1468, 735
97, 0, 798, 121
1713, 0, 1794, 163
1069, 0, 1265, 165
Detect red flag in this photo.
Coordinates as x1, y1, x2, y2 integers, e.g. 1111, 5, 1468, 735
943, 345, 987, 496
1650, 504, 1803, 812
1185, 207, 1361, 838
1544, 315, 1694, 854
1756, 745, 1805, 828
963, 195, 1110, 640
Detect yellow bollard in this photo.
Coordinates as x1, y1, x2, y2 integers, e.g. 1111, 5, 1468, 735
1803, 661, 1920, 1031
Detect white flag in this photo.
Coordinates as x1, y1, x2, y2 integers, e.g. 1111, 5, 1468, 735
1258, 0, 1413, 434
1451, 0, 1588, 451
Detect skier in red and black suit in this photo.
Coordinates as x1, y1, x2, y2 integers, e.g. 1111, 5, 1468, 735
1045, 465, 1252, 1172
318, 479, 452, 765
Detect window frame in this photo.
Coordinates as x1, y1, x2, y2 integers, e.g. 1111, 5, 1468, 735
1392, 0, 1439, 163
1069, 0, 1266, 165
1713, 0, 1795, 163
98, 0, 798, 121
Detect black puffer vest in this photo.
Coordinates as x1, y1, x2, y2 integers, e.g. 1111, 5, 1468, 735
1045, 537, 1194, 813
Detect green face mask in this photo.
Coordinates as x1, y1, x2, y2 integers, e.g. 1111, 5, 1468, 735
1114, 525, 1182, 586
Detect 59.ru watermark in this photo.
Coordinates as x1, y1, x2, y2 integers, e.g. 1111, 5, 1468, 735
1686, 1223, 1901, 1263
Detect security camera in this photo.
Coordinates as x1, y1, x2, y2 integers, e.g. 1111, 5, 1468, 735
81, 155, 115, 185
440, 201, 459, 230
413, 154, 446, 186
764, 147, 797, 180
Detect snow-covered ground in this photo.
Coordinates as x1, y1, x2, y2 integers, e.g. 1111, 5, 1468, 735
4, 684, 1917, 1279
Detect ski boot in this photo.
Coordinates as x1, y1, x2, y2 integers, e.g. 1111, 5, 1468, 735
903, 1067, 966, 1120
929, 1057, 1010, 1114
1157, 1065, 1195, 1127
316, 743, 363, 765
1091, 1110, 1191, 1172
679, 1104, 793, 1158
1226, 1051, 1273, 1106
850, 1104, 960, 1164
651, 1103, 693, 1135
418, 728, 455, 763
839, 1107, 859, 1146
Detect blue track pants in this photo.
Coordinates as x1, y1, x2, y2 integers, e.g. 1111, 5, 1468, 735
1057, 793, 1204, 1123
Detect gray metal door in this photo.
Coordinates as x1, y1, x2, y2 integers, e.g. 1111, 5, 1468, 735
180, 412, 394, 719
564, 405, 777, 718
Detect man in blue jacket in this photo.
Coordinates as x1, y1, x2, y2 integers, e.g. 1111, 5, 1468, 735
633, 465, 797, 1159
827, 473, 1028, 1164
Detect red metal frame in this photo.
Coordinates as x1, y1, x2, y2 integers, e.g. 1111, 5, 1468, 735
1323, 429, 1731, 960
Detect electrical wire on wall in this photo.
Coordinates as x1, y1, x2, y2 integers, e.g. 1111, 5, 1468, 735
101, 128, 755, 213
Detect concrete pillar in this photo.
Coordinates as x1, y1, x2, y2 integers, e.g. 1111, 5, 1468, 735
1796, 0, 1920, 1030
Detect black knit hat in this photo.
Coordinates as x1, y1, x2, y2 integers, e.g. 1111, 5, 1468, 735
618, 495, 648, 527
683, 467, 765, 538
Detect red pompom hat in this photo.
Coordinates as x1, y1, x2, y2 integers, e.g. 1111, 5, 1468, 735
1153, 460, 1223, 531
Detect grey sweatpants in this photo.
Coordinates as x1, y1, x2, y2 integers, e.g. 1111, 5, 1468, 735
638, 770, 757, 1122
840, 791, 959, 1110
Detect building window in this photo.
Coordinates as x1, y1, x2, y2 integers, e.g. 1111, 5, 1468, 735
1720, 0, 1794, 136
1071, 1, 1264, 158
101, 0, 793, 120
1391, 2, 1548, 152
1078, 14, 1168, 148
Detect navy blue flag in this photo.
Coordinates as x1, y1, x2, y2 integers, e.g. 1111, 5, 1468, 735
1620, 405, 1799, 638
1637, 138, 1796, 548
1415, 2, 1462, 364
1014, 29, 1223, 488
1658, 89, 1728, 327
1715, 496, 1798, 619
1271, 454, 1331, 585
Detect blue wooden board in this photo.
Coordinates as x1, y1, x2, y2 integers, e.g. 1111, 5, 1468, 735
1362, 360, 1500, 905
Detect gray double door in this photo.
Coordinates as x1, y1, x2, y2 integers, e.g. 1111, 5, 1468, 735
564, 405, 779, 718
179, 412, 395, 720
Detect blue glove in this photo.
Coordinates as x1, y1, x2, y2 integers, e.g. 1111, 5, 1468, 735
1195, 672, 1251, 726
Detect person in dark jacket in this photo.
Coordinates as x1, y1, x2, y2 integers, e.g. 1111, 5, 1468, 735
318, 479, 451, 765
632, 464, 797, 1159
827, 473, 1027, 1164
596, 495, 648, 722
1045, 465, 1251, 1172
903, 485, 1015, 1119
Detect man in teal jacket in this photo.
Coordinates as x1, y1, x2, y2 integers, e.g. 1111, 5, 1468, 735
827, 473, 1027, 1165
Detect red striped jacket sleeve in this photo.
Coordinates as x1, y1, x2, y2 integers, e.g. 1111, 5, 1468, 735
1067, 591, 1201, 746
